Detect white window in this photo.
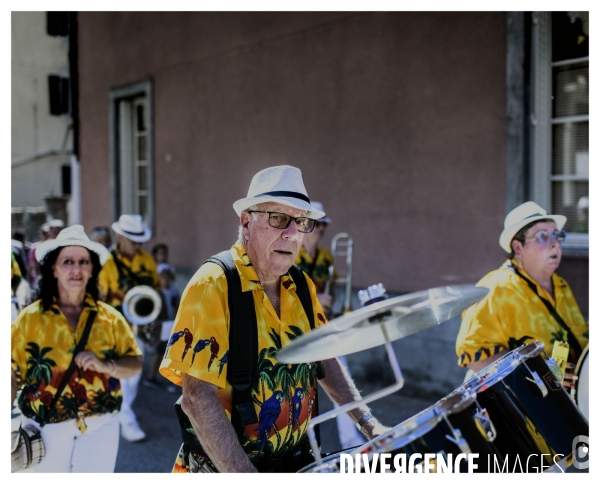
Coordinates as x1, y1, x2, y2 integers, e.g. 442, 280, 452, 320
110, 80, 154, 229
531, 12, 588, 251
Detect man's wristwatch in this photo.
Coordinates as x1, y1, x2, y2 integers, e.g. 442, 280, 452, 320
355, 413, 373, 430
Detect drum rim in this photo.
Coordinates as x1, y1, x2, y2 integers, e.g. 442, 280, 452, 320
574, 344, 589, 405
352, 391, 476, 457
459, 341, 545, 394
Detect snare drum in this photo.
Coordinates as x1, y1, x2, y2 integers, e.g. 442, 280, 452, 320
299, 391, 500, 473
572, 344, 589, 421
457, 341, 588, 471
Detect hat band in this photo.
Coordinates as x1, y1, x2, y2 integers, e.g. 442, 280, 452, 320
255, 191, 310, 204
121, 228, 145, 236
523, 212, 544, 220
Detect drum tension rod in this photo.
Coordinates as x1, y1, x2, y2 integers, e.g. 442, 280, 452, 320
442, 414, 471, 454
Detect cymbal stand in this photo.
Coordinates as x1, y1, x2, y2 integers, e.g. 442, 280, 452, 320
306, 319, 404, 467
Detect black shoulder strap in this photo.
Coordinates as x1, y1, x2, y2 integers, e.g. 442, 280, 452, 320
41, 309, 97, 426
206, 251, 258, 437
509, 262, 583, 360
288, 264, 315, 330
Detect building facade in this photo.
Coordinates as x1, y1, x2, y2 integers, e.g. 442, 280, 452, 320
74, 11, 589, 396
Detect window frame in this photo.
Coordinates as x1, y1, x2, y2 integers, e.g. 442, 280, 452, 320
530, 12, 588, 253
109, 79, 154, 232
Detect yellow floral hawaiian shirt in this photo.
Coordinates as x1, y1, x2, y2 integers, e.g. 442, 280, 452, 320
294, 245, 334, 293
160, 243, 327, 471
98, 247, 160, 313
11, 294, 141, 429
456, 259, 588, 367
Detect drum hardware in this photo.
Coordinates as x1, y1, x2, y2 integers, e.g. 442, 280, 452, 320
442, 416, 471, 454
524, 370, 548, 399
472, 408, 496, 442
302, 317, 405, 468
457, 341, 588, 470
323, 233, 353, 317
280, 283, 490, 470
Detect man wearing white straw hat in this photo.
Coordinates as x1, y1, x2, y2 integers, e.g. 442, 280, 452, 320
456, 201, 588, 382
160, 165, 387, 473
99, 214, 160, 443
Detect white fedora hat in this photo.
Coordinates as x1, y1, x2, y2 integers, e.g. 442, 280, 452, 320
35, 224, 110, 265
233, 165, 326, 220
112, 214, 152, 243
311, 201, 331, 224
499, 201, 566, 253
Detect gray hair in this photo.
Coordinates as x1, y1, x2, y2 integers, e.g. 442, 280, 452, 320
236, 204, 260, 244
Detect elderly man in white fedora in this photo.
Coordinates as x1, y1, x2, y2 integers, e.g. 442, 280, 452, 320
456, 201, 588, 381
98, 214, 160, 442
159, 165, 387, 473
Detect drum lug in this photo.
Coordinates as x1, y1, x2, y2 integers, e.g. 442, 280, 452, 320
442, 415, 471, 454
525, 370, 549, 399
473, 408, 497, 442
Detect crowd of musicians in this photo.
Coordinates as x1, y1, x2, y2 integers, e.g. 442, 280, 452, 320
10, 165, 588, 473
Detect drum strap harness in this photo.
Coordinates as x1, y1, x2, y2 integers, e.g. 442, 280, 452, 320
509, 262, 583, 360
176, 250, 323, 471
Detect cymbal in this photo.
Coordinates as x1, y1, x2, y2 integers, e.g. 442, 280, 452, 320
277, 285, 489, 363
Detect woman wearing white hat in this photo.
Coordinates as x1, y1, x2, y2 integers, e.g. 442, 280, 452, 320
11, 225, 142, 472
455, 201, 588, 379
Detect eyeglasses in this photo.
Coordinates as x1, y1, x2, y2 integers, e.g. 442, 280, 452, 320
247, 211, 316, 233
525, 230, 567, 246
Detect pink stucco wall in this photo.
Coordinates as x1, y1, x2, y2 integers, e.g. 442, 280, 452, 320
78, 12, 508, 294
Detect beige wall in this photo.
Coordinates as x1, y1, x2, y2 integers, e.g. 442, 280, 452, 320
78, 12, 508, 294
11, 12, 72, 208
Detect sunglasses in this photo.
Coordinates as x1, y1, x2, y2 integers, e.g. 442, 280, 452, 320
525, 229, 567, 246
247, 211, 316, 233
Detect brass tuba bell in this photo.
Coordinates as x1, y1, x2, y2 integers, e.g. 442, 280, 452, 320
122, 285, 163, 344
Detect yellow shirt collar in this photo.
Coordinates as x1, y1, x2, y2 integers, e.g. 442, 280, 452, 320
231, 243, 296, 293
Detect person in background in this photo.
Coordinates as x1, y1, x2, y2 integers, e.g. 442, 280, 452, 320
152, 243, 169, 265
89, 226, 113, 250
98, 214, 160, 443
143, 262, 181, 393
294, 201, 365, 449
11, 225, 142, 472
456, 201, 588, 386
11, 230, 29, 279
28, 220, 64, 300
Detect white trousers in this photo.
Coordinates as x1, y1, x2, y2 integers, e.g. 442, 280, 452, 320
119, 335, 143, 426
119, 371, 141, 426
20, 412, 119, 473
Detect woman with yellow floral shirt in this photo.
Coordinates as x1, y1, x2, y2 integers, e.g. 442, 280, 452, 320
11, 225, 142, 473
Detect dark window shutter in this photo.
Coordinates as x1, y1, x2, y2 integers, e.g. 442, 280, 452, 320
48, 75, 70, 115
47, 12, 69, 37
